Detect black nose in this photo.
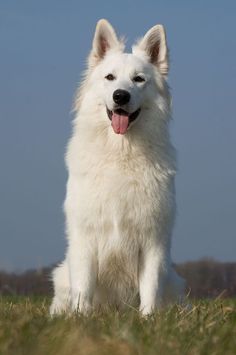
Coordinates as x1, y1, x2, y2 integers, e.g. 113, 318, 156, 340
113, 89, 131, 105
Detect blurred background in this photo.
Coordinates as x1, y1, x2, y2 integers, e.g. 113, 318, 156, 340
0, 0, 236, 274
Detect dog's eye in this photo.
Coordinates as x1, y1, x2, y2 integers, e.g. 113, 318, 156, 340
105, 74, 115, 81
133, 76, 145, 83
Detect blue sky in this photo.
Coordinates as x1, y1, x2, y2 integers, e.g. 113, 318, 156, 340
0, 0, 236, 271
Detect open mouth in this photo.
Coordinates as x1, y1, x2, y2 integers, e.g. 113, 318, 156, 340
106, 107, 141, 134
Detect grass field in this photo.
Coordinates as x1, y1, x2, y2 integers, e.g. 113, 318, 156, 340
0, 297, 235, 355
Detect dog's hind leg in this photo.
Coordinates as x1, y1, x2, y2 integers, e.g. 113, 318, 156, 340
50, 260, 70, 315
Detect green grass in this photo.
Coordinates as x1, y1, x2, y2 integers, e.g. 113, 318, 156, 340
0, 297, 235, 355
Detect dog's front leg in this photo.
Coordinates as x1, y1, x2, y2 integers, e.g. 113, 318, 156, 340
139, 245, 169, 316
68, 239, 96, 315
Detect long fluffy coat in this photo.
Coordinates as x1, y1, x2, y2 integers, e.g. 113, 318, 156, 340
50, 19, 185, 316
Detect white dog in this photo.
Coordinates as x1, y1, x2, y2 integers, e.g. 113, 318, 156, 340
50, 19, 185, 316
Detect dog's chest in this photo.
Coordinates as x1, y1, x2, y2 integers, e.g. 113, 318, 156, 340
77, 153, 164, 229
67, 134, 173, 238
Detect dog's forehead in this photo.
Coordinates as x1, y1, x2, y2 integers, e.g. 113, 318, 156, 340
102, 52, 149, 73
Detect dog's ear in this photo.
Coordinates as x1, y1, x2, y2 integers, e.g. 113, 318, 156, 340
133, 25, 169, 76
89, 19, 123, 67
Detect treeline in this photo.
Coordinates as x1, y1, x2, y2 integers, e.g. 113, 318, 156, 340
0, 259, 236, 299
175, 259, 236, 298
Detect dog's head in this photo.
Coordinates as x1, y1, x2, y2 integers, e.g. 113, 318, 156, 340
76, 19, 170, 135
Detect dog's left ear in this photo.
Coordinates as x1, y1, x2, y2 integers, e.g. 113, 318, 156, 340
89, 19, 123, 67
133, 25, 169, 76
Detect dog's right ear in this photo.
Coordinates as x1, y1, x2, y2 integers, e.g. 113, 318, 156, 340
133, 25, 169, 77
89, 19, 123, 67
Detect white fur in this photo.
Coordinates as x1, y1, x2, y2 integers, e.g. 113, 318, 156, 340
50, 19, 185, 316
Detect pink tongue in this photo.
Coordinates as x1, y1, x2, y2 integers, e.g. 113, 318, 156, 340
111, 112, 129, 134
